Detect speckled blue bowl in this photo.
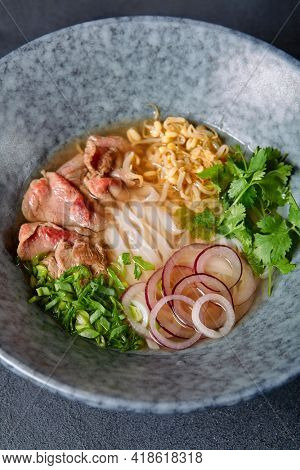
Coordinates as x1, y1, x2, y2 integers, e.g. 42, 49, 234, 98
0, 17, 299, 412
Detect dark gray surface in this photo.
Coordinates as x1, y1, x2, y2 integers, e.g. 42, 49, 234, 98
0, 0, 299, 450
0, 364, 300, 449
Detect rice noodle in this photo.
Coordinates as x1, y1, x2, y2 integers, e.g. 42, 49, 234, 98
112, 207, 162, 265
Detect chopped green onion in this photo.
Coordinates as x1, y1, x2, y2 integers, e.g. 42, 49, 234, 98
54, 281, 73, 293
107, 267, 126, 292
132, 256, 155, 279
132, 256, 155, 271
98, 316, 110, 331
129, 304, 143, 322
36, 286, 51, 296
45, 297, 60, 311
28, 295, 39, 304
76, 310, 90, 325
30, 275, 37, 288
90, 309, 103, 324
78, 328, 99, 339
36, 265, 48, 279
118, 252, 131, 265
109, 325, 127, 340
23, 262, 144, 352
134, 263, 142, 280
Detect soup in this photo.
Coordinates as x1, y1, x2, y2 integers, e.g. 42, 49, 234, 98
16, 113, 299, 351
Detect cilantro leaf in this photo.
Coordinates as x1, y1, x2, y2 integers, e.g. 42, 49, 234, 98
251, 169, 265, 182
197, 165, 221, 180
229, 145, 248, 170
218, 204, 245, 236
259, 163, 292, 205
246, 148, 267, 175
254, 215, 292, 265
175, 207, 217, 241
193, 208, 216, 229
197, 162, 233, 192
240, 186, 257, 207
191, 208, 217, 241
263, 147, 286, 169
228, 178, 248, 200
274, 258, 296, 274
288, 194, 300, 229
226, 158, 245, 177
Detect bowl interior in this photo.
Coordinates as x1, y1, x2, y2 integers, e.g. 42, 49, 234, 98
0, 17, 299, 412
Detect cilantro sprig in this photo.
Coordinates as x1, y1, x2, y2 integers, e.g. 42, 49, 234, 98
175, 207, 217, 241
196, 146, 300, 294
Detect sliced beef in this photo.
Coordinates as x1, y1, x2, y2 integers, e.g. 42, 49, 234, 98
57, 153, 86, 187
55, 239, 106, 277
83, 176, 122, 201
18, 222, 107, 278
17, 222, 78, 260
22, 172, 104, 232
83, 135, 131, 177
42, 254, 60, 279
55, 135, 131, 203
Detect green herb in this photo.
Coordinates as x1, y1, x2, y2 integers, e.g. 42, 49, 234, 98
175, 207, 217, 241
118, 252, 131, 265
132, 256, 155, 280
218, 204, 246, 237
198, 162, 233, 193
133, 263, 143, 280
110, 253, 155, 281
288, 194, 300, 234
26, 264, 144, 352
198, 146, 299, 293
107, 266, 127, 294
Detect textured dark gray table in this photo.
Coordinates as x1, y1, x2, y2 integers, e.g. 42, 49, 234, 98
0, 0, 299, 450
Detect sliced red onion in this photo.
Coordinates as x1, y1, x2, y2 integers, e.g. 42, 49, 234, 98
235, 293, 255, 322
171, 265, 193, 288
194, 244, 242, 289
172, 273, 233, 327
145, 268, 163, 310
162, 243, 207, 296
231, 258, 258, 306
192, 293, 235, 339
146, 337, 160, 350
145, 267, 195, 339
157, 307, 196, 339
149, 295, 202, 350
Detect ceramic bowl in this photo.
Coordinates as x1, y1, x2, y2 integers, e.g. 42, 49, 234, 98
0, 17, 299, 412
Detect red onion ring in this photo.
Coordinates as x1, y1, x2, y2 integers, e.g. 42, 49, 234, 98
162, 243, 207, 296
172, 273, 233, 327
231, 258, 258, 305
192, 293, 235, 339
194, 244, 242, 289
145, 268, 163, 310
235, 293, 255, 322
149, 295, 202, 350
145, 267, 195, 339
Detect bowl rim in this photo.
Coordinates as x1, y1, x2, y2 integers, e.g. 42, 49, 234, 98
0, 15, 299, 412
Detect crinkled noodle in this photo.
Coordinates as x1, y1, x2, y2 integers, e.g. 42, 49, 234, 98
125, 116, 228, 212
